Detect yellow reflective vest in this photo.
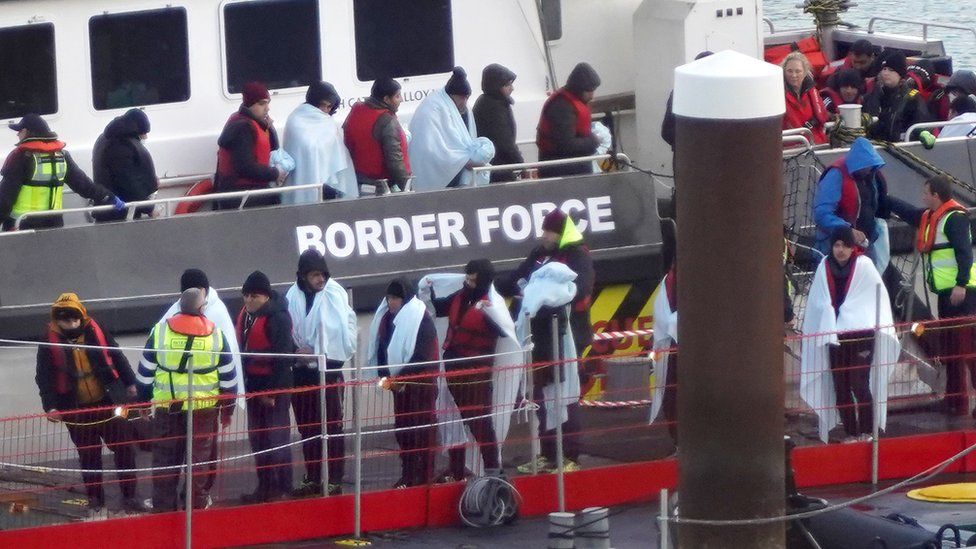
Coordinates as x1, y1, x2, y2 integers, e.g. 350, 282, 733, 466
151, 317, 225, 410
924, 210, 976, 293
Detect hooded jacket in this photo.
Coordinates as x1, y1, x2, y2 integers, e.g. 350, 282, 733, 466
473, 64, 524, 182
236, 291, 295, 392
35, 293, 135, 412
813, 138, 889, 253
92, 110, 159, 219
536, 63, 601, 177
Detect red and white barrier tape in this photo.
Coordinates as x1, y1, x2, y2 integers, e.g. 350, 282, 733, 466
580, 399, 652, 409
591, 329, 654, 342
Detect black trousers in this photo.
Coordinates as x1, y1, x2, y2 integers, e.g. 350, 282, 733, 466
444, 356, 499, 478
292, 365, 345, 485
530, 312, 584, 461
829, 333, 875, 437
151, 406, 219, 512
392, 371, 437, 486
937, 290, 976, 415
246, 394, 292, 497
63, 404, 138, 503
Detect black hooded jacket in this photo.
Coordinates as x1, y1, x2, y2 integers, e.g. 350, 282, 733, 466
474, 64, 524, 182
239, 291, 294, 392
376, 279, 440, 377
93, 111, 158, 203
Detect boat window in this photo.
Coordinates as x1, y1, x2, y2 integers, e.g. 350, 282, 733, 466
89, 8, 190, 111
353, 0, 454, 81
0, 23, 57, 120
223, 0, 322, 93
541, 0, 563, 41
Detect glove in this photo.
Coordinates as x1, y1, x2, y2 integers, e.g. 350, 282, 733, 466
919, 130, 936, 150
111, 196, 126, 211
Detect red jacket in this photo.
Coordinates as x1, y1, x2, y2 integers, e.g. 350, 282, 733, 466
444, 291, 498, 359
784, 78, 829, 144
344, 101, 411, 181
215, 109, 273, 191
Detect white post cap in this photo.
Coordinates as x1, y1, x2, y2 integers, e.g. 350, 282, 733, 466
673, 50, 785, 120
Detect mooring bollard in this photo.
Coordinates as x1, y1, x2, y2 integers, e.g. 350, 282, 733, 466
548, 511, 576, 549
576, 506, 611, 549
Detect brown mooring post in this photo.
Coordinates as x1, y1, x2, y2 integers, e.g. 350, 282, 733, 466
672, 50, 787, 547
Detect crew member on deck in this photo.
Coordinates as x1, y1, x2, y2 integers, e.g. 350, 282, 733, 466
1, 114, 122, 231
214, 81, 285, 209
781, 52, 829, 144
343, 77, 411, 194
820, 39, 878, 89
536, 62, 602, 178
863, 51, 933, 142
889, 176, 976, 417
236, 271, 295, 503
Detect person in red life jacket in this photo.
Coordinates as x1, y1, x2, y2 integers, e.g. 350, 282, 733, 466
907, 60, 950, 121
430, 259, 505, 481
343, 77, 411, 194
236, 271, 295, 503
821, 39, 878, 89
536, 62, 601, 178
1, 114, 122, 231
889, 176, 976, 417
35, 293, 146, 514
369, 278, 440, 488
813, 137, 890, 272
781, 52, 829, 144
214, 81, 285, 210
863, 51, 933, 142
821, 68, 865, 115
501, 209, 593, 473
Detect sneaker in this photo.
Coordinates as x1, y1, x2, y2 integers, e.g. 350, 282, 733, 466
327, 483, 342, 496
122, 497, 152, 513
857, 434, 874, 443
516, 455, 551, 474
546, 458, 581, 473
291, 478, 323, 498
392, 478, 409, 489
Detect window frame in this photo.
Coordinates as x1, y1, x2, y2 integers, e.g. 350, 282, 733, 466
540, 0, 563, 43
350, 0, 457, 84
0, 19, 59, 123
218, 0, 324, 100
85, 5, 193, 113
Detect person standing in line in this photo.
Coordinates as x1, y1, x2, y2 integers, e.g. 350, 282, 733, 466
343, 77, 411, 194
286, 249, 357, 497
474, 63, 524, 183
92, 108, 159, 221
536, 62, 602, 178
235, 271, 295, 503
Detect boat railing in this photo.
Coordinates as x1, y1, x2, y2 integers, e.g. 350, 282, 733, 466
783, 127, 817, 144
472, 153, 633, 175
782, 135, 813, 152
763, 17, 775, 34
866, 17, 976, 42
13, 183, 324, 230
904, 120, 976, 141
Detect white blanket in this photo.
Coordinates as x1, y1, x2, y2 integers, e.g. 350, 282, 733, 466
365, 296, 428, 376
282, 103, 357, 203
649, 276, 677, 424
285, 279, 357, 364
513, 262, 581, 431
939, 112, 976, 139
800, 255, 900, 443
417, 273, 523, 474
151, 287, 244, 405
408, 89, 494, 191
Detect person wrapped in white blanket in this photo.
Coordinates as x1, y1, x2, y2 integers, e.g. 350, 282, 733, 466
417, 260, 522, 481
800, 229, 899, 443
282, 81, 358, 204
285, 249, 357, 496
366, 278, 441, 488
648, 266, 679, 449
409, 67, 495, 192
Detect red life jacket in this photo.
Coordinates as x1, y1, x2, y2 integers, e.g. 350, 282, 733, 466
783, 84, 828, 144
47, 319, 117, 395
537, 89, 592, 155
343, 102, 410, 180
235, 308, 273, 376
820, 158, 861, 228
216, 112, 272, 190
916, 199, 966, 253
817, 56, 854, 87
444, 292, 498, 359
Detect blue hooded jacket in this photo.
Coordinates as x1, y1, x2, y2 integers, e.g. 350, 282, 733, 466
813, 137, 887, 254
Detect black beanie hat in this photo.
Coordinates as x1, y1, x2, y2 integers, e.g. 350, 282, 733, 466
880, 51, 908, 79
306, 81, 341, 114
242, 270, 272, 297
371, 77, 401, 101
385, 278, 415, 300
123, 108, 151, 134
565, 62, 601, 95
180, 268, 209, 292
835, 68, 864, 90
297, 249, 330, 278
445, 66, 472, 96
465, 259, 495, 291
831, 227, 857, 249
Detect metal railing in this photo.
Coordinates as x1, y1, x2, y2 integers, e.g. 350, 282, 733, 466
783, 127, 816, 144
13, 184, 323, 230
783, 135, 813, 152
763, 18, 775, 34
472, 153, 633, 175
866, 17, 976, 42
904, 120, 976, 141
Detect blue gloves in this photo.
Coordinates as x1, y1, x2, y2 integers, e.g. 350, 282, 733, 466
112, 196, 126, 211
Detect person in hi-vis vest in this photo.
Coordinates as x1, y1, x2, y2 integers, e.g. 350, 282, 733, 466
137, 288, 237, 512
889, 175, 976, 417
